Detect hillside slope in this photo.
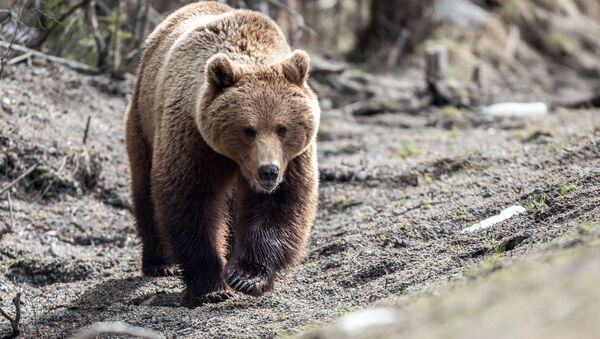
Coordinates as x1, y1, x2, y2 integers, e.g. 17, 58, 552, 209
1, 60, 599, 338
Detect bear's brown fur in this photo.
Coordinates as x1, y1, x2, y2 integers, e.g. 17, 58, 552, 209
125, 1, 319, 306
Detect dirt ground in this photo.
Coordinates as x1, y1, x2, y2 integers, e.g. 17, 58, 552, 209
1, 59, 599, 338
303, 233, 600, 339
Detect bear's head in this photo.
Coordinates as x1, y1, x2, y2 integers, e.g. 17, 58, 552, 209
197, 50, 320, 193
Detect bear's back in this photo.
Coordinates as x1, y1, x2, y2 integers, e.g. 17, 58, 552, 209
134, 2, 291, 145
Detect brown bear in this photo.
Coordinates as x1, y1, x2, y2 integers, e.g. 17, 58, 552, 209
125, 1, 319, 307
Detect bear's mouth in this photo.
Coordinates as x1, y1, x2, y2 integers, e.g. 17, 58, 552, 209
258, 179, 278, 192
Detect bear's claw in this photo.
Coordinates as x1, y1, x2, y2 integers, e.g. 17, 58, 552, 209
205, 290, 236, 303
143, 264, 181, 277
183, 289, 235, 307
225, 265, 273, 296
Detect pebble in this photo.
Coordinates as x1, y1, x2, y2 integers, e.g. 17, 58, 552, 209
176, 328, 193, 335
355, 171, 368, 181
49, 244, 61, 257
1, 98, 12, 114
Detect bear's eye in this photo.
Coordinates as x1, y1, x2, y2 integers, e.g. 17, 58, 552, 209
276, 126, 287, 137
244, 128, 256, 139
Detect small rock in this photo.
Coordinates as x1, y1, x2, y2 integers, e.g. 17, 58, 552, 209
176, 328, 193, 335
355, 171, 368, 181
1, 98, 12, 114
49, 244, 61, 258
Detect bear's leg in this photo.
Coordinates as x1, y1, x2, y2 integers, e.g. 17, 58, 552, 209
125, 108, 177, 277
151, 147, 237, 307
226, 149, 318, 296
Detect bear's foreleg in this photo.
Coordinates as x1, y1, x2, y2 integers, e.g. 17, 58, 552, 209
226, 149, 318, 296
151, 146, 237, 307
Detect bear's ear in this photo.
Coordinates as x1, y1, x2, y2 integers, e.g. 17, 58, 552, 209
205, 53, 241, 91
281, 50, 310, 86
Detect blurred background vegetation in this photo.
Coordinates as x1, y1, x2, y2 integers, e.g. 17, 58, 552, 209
1, 0, 600, 99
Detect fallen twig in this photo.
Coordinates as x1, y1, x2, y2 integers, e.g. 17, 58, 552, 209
73, 321, 166, 339
83, 116, 91, 144
0, 41, 99, 73
7, 191, 14, 231
0, 292, 22, 338
0, 163, 38, 195
6, 51, 31, 65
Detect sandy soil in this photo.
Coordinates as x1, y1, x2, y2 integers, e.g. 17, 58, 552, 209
1, 60, 599, 338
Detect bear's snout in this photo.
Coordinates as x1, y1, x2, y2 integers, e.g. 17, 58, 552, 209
258, 164, 279, 190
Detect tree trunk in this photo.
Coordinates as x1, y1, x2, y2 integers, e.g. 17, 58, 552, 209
349, 0, 436, 64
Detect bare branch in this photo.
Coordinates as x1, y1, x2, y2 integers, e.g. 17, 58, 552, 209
6, 50, 31, 65
264, 0, 315, 46
0, 163, 38, 196
0, 292, 22, 338
0, 40, 99, 73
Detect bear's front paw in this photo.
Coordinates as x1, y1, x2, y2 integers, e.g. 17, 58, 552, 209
183, 286, 235, 308
225, 263, 274, 297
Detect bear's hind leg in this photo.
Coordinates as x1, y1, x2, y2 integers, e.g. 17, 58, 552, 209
125, 109, 177, 277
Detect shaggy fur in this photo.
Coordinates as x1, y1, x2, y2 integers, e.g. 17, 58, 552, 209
125, 1, 319, 307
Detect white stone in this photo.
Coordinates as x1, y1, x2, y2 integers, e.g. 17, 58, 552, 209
479, 102, 548, 118
461, 205, 526, 233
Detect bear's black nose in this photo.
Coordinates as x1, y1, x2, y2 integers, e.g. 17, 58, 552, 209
258, 165, 279, 182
